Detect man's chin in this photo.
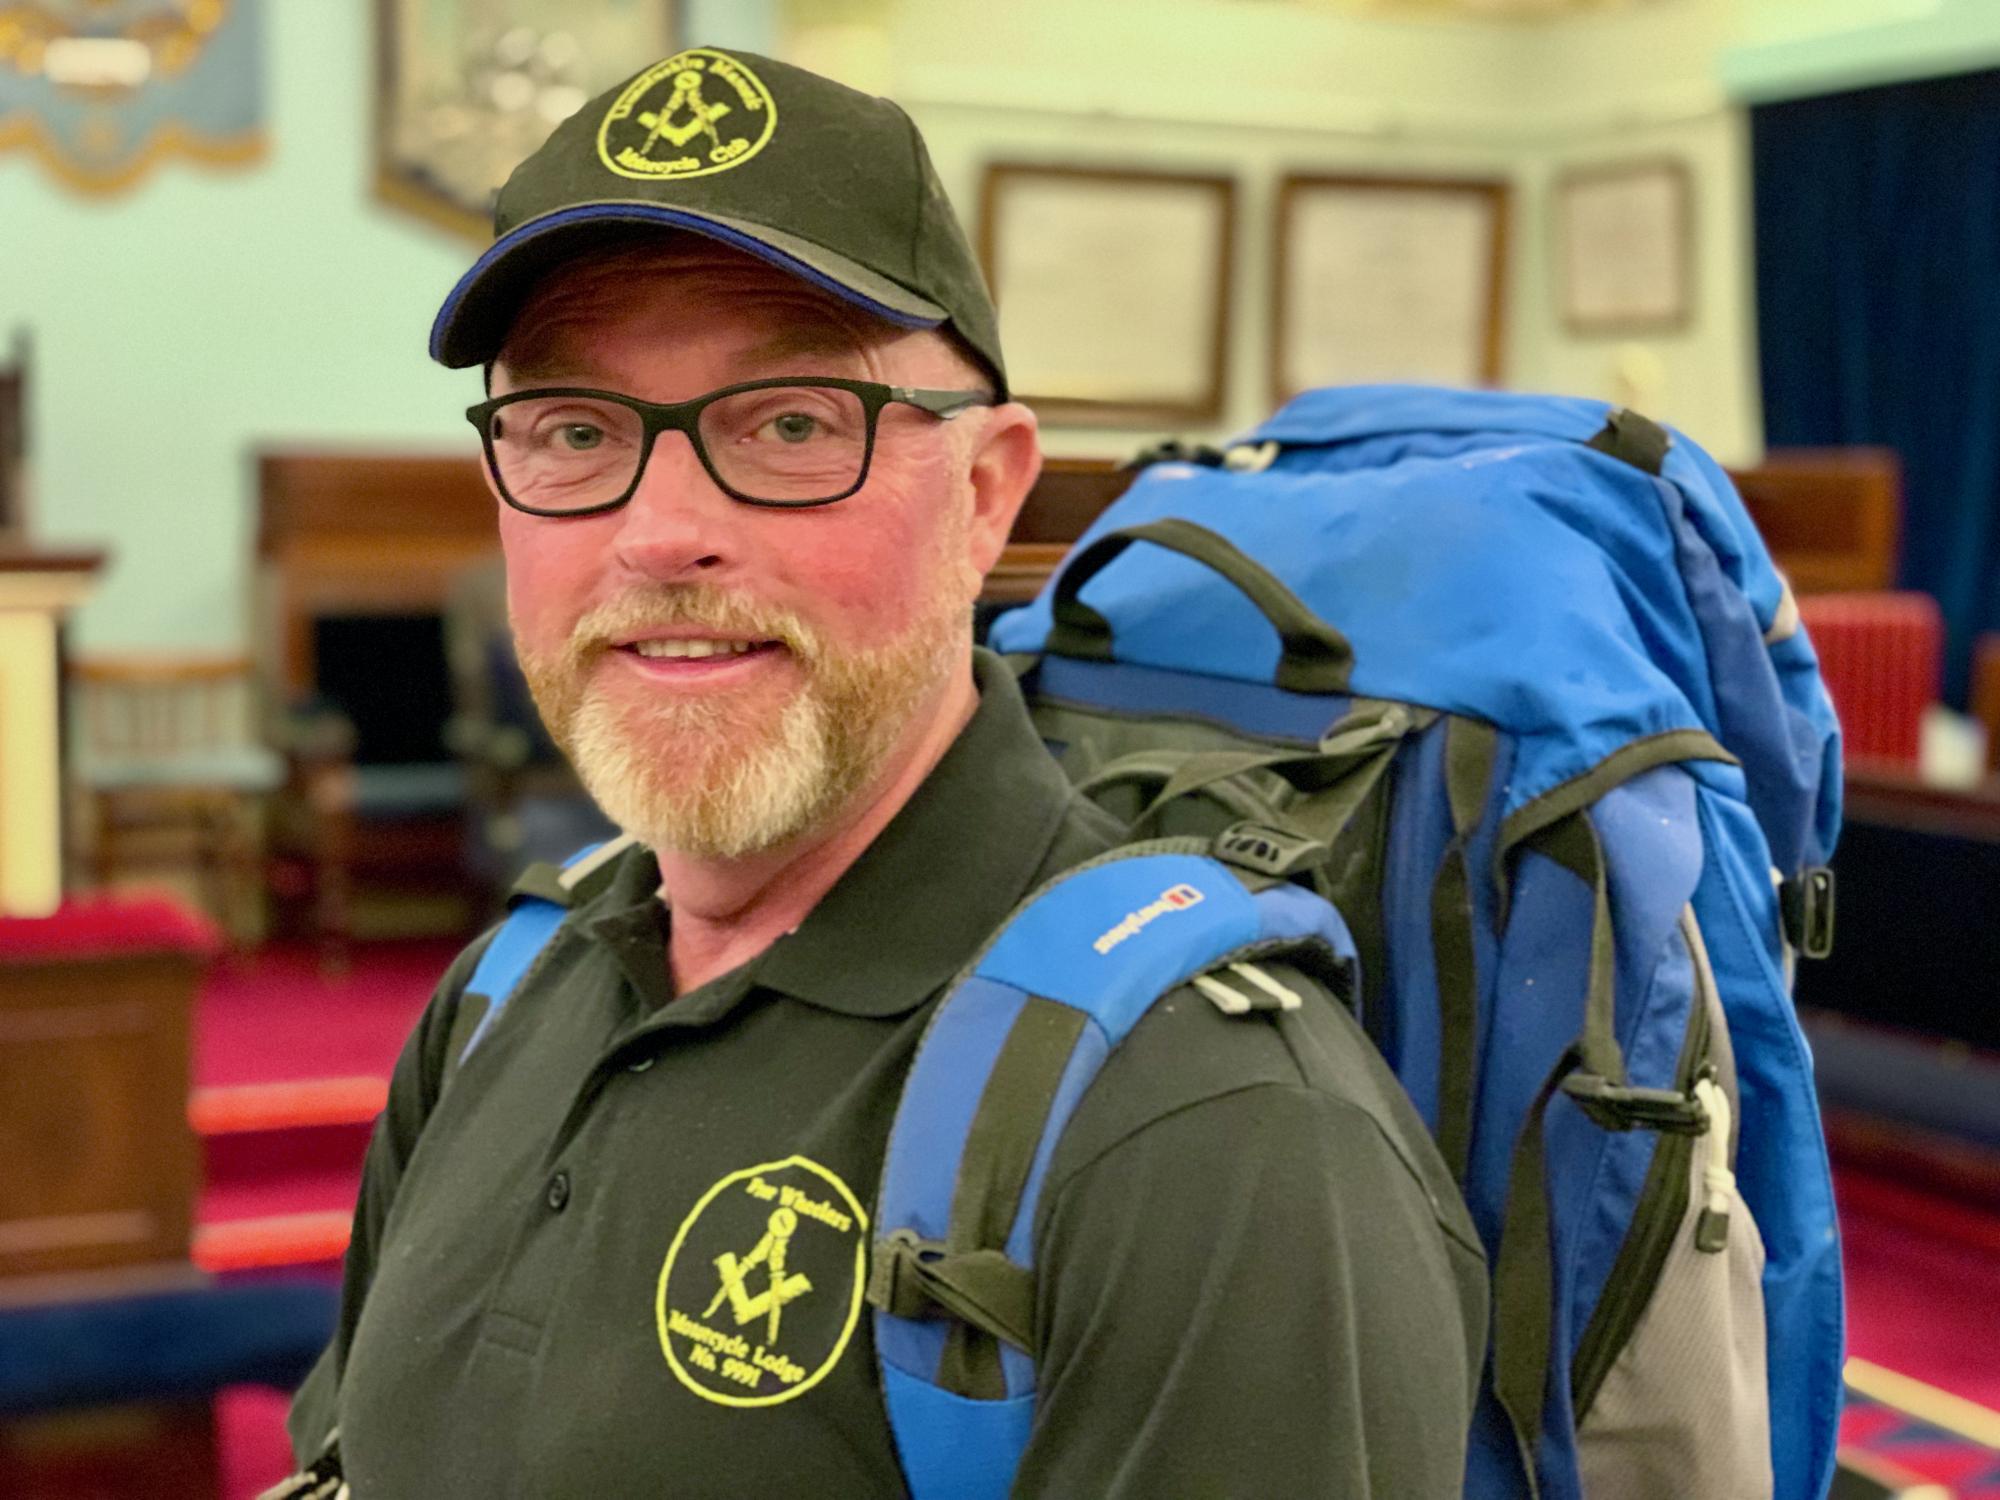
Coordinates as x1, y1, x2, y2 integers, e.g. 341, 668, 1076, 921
564, 695, 843, 862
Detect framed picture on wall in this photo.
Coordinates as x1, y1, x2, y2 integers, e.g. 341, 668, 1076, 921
374, 0, 679, 241
1555, 158, 1695, 336
1272, 173, 1510, 401
977, 163, 1236, 428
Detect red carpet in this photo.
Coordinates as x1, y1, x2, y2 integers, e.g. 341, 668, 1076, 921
193, 940, 455, 1497
194, 939, 459, 1089
218, 1387, 303, 1500
1841, 1168, 2000, 1412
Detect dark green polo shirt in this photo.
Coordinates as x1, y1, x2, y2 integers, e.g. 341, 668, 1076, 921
290, 650, 1485, 1499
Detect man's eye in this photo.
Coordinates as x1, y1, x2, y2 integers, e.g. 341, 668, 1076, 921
769, 412, 821, 444
560, 423, 606, 451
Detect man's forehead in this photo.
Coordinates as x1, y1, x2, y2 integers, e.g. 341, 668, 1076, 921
499, 236, 912, 381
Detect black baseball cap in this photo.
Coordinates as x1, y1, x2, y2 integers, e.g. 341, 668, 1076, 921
428, 46, 1007, 396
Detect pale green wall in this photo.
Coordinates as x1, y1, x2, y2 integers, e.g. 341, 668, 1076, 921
3, 2, 468, 653
0, 0, 769, 654
801, 0, 1762, 462
1524, 0, 1759, 462
1728, 0, 2000, 102
8, 0, 2000, 653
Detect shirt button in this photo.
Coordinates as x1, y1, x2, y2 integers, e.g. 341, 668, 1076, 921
545, 1171, 571, 1213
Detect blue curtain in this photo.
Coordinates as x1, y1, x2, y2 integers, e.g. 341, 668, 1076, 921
1751, 68, 2000, 703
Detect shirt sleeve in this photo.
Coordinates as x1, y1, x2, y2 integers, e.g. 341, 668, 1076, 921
1012, 1082, 1488, 1500
284, 935, 491, 1465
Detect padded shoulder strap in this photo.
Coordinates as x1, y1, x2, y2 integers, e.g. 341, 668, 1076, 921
870, 845, 1355, 1500
457, 835, 638, 1064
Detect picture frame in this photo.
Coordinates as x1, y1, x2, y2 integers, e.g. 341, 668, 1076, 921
1554, 158, 1695, 336
977, 163, 1236, 429
374, 0, 679, 241
1272, 173, 1510, 402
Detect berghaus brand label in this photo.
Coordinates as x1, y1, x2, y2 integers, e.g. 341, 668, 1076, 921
1094, 883, 1205, 955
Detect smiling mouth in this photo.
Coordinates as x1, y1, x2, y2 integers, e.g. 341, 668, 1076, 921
619, 639, 783, 661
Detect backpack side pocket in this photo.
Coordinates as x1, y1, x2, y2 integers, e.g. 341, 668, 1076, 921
1576, 910, 1773, 1500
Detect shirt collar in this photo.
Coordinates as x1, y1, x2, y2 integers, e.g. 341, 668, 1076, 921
573, 649, 1099, 1020
754, 649, 1088, 1016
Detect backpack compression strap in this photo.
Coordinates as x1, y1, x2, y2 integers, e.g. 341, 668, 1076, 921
868, 845, 1356, 1500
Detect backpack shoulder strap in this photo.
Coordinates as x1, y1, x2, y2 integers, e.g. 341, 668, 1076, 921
454, 835, 639, 1065
868, 841, 1355, 1500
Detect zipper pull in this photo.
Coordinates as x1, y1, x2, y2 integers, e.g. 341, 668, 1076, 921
1692, 1071, 1733, 1253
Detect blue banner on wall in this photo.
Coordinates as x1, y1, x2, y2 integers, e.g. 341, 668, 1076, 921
0, 1, 265, 194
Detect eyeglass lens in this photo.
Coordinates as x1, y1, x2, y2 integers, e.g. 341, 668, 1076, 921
485, 385, 871, 510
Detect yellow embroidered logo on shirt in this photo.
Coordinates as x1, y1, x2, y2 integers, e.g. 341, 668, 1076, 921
655, 1155, 868, 1407
597, 49, 777, 181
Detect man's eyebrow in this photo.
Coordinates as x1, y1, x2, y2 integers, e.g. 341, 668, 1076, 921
738, 323, 874, 368
498, 348, 611, 386
497, 322, 877, 388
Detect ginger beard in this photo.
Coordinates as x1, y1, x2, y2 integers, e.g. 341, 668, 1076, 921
517, 544, 976, 862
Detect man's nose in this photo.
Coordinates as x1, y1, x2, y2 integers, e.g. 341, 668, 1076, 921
609, 430, 738, 582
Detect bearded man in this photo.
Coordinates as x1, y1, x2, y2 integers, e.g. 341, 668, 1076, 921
278, 46, 1483, 1500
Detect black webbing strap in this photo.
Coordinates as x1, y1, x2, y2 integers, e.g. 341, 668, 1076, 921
1088, 702, 1425, 852
1583, 408, 1672, 477
1267, 704, 1431, 855
1490, 811, 1616, 1498
948, 998, 1091, 1252
1044, 519, 1355, 693
1431, 716, 1499, 1185
869, 995, 1086, 1399
870, 1235, 1038, 1374
1489, 809, 1708, 1496
1532, 815, 1625, 1089
1491, 1045, 1577, 1500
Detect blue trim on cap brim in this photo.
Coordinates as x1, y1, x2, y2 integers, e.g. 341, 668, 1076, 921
430, 203, 944, 363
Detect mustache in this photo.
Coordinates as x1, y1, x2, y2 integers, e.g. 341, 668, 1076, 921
561, 587, 822, 664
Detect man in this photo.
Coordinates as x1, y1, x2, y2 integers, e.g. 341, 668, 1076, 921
279, 46, 1484, 1500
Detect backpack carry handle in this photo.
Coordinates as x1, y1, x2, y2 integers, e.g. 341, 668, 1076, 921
1045, 518, 1354, 693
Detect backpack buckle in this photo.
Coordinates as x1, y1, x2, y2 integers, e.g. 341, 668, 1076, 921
1560, 1073, 1710, 1135
1125, 438, 1226, 470
1222, 441, 1281, 474
867, 1228, 946, 1321
1780, 866, 1836, 960
1212, 820, 1329, 880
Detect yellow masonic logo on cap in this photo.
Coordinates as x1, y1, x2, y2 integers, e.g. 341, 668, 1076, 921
656, 1155, 868, 1408
598, 48, 777, 181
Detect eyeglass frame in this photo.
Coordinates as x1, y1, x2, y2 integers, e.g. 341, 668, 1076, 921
465, 376, 997, 517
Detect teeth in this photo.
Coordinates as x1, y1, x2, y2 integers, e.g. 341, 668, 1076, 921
631, 639, 759, 660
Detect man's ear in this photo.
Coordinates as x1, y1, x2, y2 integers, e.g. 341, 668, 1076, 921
961, 401, 1043, 579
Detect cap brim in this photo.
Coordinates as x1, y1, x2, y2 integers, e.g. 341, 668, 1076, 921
429, 203, 949, 368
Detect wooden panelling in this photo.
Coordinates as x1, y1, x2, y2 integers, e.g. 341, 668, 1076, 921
0, 952, 201, 1279
254, 445, 1903, 662
0, 1399, 218, 1500
257, 451, 498, 695
1728, 448, 1902, 595
256, 452, 1141, 677
1012, 458, 1133, 544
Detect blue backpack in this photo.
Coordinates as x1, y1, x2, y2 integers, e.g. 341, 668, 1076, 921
450, 385, 1843, 1500
979, 385, 1844, 1500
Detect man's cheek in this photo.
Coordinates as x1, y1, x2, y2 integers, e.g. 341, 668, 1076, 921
504, 550, 587, 651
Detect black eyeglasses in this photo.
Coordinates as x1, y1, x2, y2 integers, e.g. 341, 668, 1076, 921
465, 377, 995, 516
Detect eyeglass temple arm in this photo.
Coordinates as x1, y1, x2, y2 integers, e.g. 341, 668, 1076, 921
892, 387, 995, 420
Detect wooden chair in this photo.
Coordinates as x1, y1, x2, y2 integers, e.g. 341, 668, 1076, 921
69, 655, 285, 942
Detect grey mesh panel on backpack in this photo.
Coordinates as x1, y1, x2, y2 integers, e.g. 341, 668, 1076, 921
986, 384, 1843, 1500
